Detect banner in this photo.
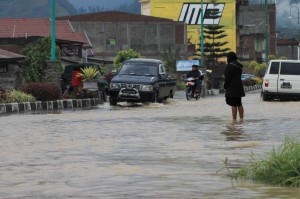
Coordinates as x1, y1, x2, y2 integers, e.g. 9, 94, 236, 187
150, 0, 236, 53
176, 60, 202, 71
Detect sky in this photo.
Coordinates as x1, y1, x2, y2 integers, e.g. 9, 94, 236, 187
276, 0, 300, 29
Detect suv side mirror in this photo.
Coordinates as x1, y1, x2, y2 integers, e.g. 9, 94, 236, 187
111, 70, 117, 75
159, 73, 166, 79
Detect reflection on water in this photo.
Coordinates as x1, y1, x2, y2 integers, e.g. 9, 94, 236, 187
221, 123, 246, 141
1, 92, 300, 198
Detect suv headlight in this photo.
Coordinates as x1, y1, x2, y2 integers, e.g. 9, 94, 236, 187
110, 83, 120, 89
140, 85, 153, 91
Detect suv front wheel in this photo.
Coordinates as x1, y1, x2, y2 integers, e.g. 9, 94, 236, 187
109, 97, 118, 106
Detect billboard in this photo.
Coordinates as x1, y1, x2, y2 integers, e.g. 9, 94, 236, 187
176, 60, 202, 71
150, 0, 236, 53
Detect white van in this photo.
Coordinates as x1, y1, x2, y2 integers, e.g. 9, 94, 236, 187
262, 60, 300, 101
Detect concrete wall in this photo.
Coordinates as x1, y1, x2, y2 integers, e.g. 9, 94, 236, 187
277, 46, 299, 60
0, 63, 22, 89
70, 22, 187, 60
237, 4, 276, 60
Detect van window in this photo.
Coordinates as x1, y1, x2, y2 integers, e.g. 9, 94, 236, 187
269, 62, 279, 74
280, 62, 300, 75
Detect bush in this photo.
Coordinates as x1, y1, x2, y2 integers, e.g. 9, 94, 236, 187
22, 83, 62, 101
176, 81, 185, 90
252, 77, 263, 85
1, 89, 36, 103
114, 49, 142, 69
242, 78, 256, 86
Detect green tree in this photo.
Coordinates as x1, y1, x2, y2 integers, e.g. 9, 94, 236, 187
20, 37, 61, 83
161, 47, 181, 73
196, 3, 230, 64
114, 49, 142, 69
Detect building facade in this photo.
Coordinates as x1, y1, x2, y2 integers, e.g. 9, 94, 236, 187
58, 11, 188, 60
141, 0, 277, 62
140, 0, 237, 56
237, 4, 276, 61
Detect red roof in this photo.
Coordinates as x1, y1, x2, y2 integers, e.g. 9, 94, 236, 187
57, 11, 173, 22
0, 48, 25, 59
0, 18, 91, 48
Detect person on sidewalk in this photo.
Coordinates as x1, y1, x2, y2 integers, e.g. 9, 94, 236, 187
224, 51, 245, 121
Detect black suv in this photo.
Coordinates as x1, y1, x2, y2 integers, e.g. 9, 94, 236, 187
61, 63, 109, 101
109, 58, 176, 106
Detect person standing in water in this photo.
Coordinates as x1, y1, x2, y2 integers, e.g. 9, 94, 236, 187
224, 52, 245, 121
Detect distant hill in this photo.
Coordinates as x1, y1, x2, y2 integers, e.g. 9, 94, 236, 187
0, 0, 77, 18
0, 0, 140, 18
68, 0, 140, 14
69, 0, 138, 9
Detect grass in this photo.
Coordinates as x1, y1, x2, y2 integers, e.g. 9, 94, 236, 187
218, 137, 300, 187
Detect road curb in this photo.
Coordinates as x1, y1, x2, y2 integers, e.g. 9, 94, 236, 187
0, 98, 101, 115
244, 84, 262, 92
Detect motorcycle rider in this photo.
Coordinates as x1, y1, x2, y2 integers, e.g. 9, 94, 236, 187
186, 64, 203, 97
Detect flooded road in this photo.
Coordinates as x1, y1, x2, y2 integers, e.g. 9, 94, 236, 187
1, 91, 300, 198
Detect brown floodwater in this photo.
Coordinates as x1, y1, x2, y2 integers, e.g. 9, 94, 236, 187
1, 91, 300, 198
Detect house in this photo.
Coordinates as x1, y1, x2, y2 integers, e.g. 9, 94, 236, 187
0, 18, 93, 88
0, 18, 92, 62
236, 3, 276, 61
277, 38, 300, 60
0, 48, 25, 89
57, 11, 188, 60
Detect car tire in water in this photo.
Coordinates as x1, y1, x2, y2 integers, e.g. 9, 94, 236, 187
168, 90, 174, 98
109, 97, 118, 106
262, 92, 271, 101
151, 91, 158, 103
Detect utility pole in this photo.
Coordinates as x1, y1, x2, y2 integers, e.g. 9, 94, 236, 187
200, 0, 204, 67
265, 0, 269, 63
51, 0, 56, 61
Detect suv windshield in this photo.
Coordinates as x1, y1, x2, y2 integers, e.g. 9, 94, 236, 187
119, 62, 158, 76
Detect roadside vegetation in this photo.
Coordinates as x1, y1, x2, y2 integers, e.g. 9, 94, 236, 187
0, 89, 36, 103
113, 49, 142, 69
19, 37, 61, 83
218, 137, 300, 187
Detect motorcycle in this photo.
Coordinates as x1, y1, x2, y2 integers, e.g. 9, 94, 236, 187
184, 77, 200, 100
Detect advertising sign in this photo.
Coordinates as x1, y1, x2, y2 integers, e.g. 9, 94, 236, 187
150, 0, 236, 52
176, 60, 202, 71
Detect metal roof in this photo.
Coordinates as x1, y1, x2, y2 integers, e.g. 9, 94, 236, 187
0, 48, 25, 59
57, 11, 173, 23
0, 18, 91, 48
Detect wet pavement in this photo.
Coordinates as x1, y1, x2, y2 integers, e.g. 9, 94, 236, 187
1, 90, 300, 198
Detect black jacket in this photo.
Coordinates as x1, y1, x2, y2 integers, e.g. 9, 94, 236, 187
224, 60, 245, 97
187, 70, 203, 80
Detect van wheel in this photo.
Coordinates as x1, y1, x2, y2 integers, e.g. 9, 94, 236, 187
109, 97, 118, 106
262, 93, 271, 101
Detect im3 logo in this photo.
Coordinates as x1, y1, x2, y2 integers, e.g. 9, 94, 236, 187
178, 3, 225, 25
